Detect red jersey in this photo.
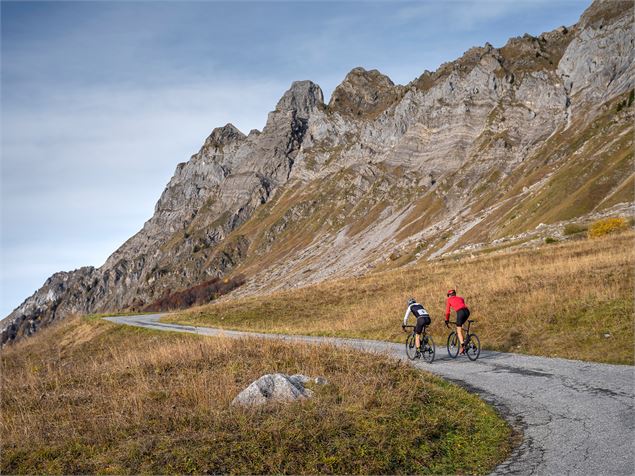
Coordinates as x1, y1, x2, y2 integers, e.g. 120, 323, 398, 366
445, 296, 467, 319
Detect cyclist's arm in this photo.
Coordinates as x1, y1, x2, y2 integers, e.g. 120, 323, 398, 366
402, 305, 411, 326
445, 299, 451, 321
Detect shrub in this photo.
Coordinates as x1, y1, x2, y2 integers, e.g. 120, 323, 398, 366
563, 223, 587, 235
143, 275, 246, 311
588, 217, 629, 238
544, 237, 558, 244
389, 251, 401, 261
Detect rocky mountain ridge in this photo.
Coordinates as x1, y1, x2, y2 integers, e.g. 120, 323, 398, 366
2, 0, 633, 345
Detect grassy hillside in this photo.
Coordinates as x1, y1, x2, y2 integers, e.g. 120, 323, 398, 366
1, 317, 512, 474
167, 232, 635, 364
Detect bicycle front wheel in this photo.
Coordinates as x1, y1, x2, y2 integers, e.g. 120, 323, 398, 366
405, 333, 418, 360
422, 335, 435, 363
466, 333, 481, 361
447, 332, 459, 358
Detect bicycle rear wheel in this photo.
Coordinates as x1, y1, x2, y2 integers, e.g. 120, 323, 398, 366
421, 335, 435, 363
405, 333, 418, 360
466, 333, 481, 361
447, 332, 459, 358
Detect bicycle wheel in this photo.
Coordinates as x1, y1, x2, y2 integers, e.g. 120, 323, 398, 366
405, 333, 418, 360
421, 335, 435, 363
466, 333, 481, 361
447, 332, 459, 358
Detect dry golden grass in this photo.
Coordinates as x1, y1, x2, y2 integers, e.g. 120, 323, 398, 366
168, 232, 635, 364
1, 317, 511, 474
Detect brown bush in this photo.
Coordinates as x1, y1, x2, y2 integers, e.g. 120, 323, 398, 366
143, 275, 245, 312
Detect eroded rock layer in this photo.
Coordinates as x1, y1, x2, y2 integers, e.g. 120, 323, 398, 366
3, 0, 633, 345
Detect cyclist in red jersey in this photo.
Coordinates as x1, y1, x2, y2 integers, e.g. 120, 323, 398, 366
444, 289, 470, 355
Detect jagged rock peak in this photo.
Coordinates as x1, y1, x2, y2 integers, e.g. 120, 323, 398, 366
345, 66, 395, 85
451, 43, 504, 71
328, 66, 401, 119
204, 123, 246, 148
275, 80, 324, 120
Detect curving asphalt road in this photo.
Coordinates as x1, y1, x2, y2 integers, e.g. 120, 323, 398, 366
105, 314, 634, 475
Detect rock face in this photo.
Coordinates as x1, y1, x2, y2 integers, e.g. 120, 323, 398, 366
0, 267, 99, 343
328, 67, 403, 119
231, 374, 326, 407
2, 0, 634, 345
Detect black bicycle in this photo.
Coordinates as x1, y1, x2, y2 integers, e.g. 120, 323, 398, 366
402, 325, 436, 363
446, 319, 481, 361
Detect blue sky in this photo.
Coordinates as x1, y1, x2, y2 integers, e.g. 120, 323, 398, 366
1, 0, 591, 317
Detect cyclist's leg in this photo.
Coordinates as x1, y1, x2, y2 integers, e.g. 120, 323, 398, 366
414, 317, 425, 351
456, 309, 467, 351
456, 326, 465, 345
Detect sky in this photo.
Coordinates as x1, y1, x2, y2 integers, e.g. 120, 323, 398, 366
1, 0, 591, 318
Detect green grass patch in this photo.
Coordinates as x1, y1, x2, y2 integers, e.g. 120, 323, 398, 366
563, 223, 588, 235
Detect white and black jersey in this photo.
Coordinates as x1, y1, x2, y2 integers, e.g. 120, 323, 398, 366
403, 302, 431, 326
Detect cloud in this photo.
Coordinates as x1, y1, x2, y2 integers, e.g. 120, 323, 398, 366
1, 78, 288, 317
392, 0, 586, 40
393, 0, 555, 29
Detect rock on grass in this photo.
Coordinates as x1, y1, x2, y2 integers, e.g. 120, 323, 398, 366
232, 373, 327, 406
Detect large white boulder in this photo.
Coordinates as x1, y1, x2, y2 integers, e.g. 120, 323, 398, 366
231, 373, 326, 407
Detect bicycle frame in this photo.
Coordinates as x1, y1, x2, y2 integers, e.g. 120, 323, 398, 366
402, 324, 429, 337
449, 320, 474, 337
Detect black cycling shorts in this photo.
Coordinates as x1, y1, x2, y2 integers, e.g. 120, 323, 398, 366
415, 315, 430, 334
456, 308, 470, 326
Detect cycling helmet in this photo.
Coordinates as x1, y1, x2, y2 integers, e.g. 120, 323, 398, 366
407, 298, 416, 306
447, 289, 456, 297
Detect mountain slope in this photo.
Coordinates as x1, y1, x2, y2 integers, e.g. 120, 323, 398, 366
2, 0, 633, 345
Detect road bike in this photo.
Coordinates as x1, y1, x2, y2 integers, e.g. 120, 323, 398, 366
446, 319, 481, 361
402, 324, 435, 363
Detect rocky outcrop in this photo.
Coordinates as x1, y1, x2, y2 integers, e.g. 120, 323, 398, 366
275, 80, 324, 120
1, 267, 99, 343
328, 67, 403, 119
558, 0, 634, 110
2, 0, 633, 345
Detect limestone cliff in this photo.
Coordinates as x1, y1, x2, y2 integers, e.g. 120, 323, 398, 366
2, 0, 633, 345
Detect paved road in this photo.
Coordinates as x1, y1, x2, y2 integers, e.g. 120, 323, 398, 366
105, 314, 634, 475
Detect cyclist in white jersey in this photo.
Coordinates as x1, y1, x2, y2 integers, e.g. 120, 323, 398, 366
402, 298, 432, 357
